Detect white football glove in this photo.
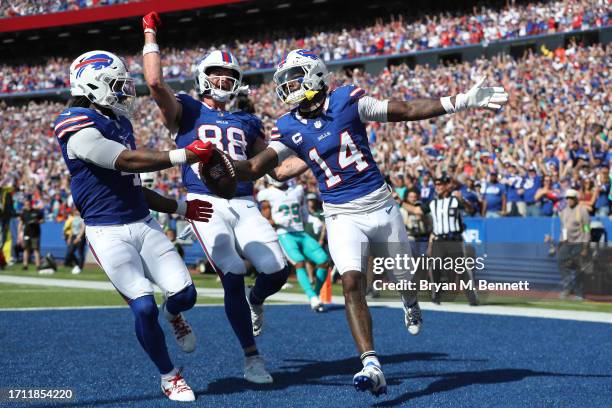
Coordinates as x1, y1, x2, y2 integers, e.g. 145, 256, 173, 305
442, 77, 509, 113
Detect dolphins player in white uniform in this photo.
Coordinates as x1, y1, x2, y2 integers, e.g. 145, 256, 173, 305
142, 12, 289, 383
55, 50, 215, 401
257, 177, 329, 312
233, 49, 508, 395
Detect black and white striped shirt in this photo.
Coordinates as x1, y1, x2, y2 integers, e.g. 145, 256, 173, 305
428, 195, 463, 235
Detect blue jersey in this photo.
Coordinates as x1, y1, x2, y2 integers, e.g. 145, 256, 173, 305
54, 107, 149, 226
175, 93, 264, 197
272, 85, 384, 205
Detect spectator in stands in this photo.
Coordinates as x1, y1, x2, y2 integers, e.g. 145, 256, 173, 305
593, 167, 610, 217
3, 0, 608, 92
18, 199, 43, 271
557, 189, 591, 299
522, 166, 542, 217
503, 163, 526, 216
481, 171, 506, 218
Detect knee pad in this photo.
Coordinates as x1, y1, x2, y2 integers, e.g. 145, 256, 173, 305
166, 284, 197, 314
129, 295, 159, 321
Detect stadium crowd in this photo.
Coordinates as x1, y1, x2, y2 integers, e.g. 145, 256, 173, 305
1, 41, 609, 224
0, 0, 134, 18
1, 0, 610, 93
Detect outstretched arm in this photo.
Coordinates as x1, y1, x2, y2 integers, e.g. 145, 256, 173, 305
234, 147, 281, 181
361, 77, 508, 123
270, 156, 309, 181
249, 137, 308, 181
142, 11, 182, 134
67, 127, 213, 173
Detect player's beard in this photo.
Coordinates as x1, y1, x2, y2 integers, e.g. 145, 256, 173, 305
298, 90, 327, 116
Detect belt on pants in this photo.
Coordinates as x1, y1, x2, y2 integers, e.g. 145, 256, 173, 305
434, 233, 463, 241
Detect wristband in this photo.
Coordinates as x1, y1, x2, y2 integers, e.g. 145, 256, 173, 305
144, 28, 157, 35
169, 149, 187, 166
176, 200, 187, 216
440, 96, 455, 114
143, 43, 160, 56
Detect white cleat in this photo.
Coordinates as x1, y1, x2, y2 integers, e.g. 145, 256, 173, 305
310, 296, 325, 313
245, 287, 264, 337
161, 369, 196, 402
163, 302, 196, 353
404, 302, 422, 335
244, 355, 273, 384
353, 363, 387, 396
71, 265, 81, 275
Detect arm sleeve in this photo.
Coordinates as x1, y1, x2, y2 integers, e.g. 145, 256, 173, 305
268, 140, 296, 163
358, 96, 389, 123
67, 127, 127, 170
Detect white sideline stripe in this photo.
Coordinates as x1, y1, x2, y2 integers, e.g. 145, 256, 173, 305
0, 275, 611, 323
368, 300, 612, 324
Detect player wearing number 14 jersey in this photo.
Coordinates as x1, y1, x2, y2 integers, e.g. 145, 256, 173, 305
234, 49, 509, 396
142, 11, 289, 384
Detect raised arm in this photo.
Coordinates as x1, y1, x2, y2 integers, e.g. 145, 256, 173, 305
142, 12, 182, 134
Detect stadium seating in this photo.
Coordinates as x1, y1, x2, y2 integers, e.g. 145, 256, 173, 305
0, 0, 609, 93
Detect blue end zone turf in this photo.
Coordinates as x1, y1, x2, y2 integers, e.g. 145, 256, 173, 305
1, 305, 611, 407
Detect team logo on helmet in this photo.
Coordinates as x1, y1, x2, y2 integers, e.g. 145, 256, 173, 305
74, 54, 114, 78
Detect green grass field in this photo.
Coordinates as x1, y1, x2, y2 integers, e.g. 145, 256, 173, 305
1, 264, 611, 312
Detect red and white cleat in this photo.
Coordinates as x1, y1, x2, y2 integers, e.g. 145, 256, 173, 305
161, 369, 196, 402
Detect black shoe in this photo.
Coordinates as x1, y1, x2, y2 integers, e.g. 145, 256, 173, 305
22, 265, 28, 271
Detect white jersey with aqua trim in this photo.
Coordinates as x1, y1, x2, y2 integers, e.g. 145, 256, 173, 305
256, 185, 307, 234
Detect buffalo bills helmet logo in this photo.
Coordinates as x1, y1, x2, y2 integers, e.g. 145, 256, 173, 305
295, 49, 318, 60
74, 54, 114, 78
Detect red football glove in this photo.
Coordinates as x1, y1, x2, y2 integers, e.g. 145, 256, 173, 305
143, 11, 161, 34
185, 140, 213, 164
184, 199, 213, 223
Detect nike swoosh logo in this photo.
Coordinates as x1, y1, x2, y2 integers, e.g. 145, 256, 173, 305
385, 206, 393, 214
246, 204, 255, 208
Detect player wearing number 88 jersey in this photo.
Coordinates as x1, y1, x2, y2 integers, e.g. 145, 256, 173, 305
143, 12, 287, 384
174, 93, 262, 197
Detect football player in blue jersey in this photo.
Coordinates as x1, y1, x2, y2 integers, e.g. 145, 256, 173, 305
55, 50, 216, 402
233, 49, 508, 396
142, 12, 289, 384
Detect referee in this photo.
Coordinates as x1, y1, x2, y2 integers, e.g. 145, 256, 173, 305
427, 175, 478, 305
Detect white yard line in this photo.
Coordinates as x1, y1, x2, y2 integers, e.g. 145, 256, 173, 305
0, 275, 610, 323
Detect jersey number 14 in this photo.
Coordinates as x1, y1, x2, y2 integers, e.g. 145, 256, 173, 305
308, 131, 368, 188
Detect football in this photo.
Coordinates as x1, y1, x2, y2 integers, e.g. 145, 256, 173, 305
198, 148, 237, 200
